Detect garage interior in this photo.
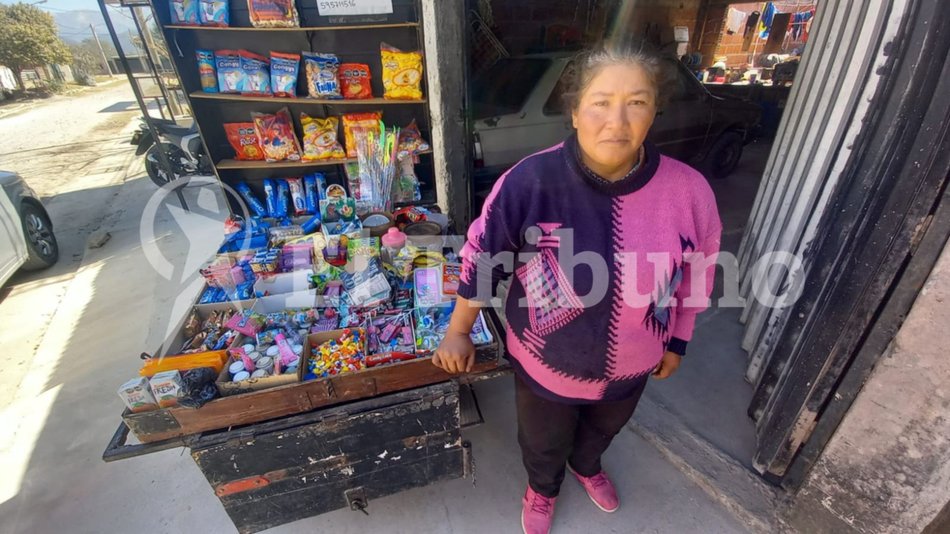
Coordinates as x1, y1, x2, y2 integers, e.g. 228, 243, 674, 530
464, 0, 820, 479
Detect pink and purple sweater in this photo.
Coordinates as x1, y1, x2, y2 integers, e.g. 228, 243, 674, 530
458, 136, 722, 403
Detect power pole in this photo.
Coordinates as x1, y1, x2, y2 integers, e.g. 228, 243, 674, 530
89, 24, 115, 78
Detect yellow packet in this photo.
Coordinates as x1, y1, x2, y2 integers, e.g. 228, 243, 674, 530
380, 43, 424, 100
300, 114, 346, 161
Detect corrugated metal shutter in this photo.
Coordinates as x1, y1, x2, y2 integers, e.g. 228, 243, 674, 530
736, 0, 910, 387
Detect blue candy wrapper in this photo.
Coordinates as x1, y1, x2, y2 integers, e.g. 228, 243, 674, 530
215, 50, 241, 93
263, 179, 279, 218
316, 173, 328, 201
303, 174, 320, 213
236, 182, 267, 217
301, 213, 321, 233
198, 0, 229, 26
270, 52, 300, 98
276, 179, 290, 218
170, 0, 199, 25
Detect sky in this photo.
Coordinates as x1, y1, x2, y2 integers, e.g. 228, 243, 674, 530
0, 0, 103, 11
0, 0, 139, 47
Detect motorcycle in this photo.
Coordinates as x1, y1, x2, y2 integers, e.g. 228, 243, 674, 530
131, 117, 213, 186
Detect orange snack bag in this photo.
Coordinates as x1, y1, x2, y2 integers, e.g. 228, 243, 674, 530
224, 122, 265, 161
340, 63, 373, 99
341, 111, 382, 158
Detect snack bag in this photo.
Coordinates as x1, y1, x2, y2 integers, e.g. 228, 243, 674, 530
276, 179, 290, 218
236, 182, 267, 217
198, 0, 229, 26
252, 107, 302, 163
239, 50, 271, 95
196, 49, 218, 92
303, 174, 320, 213
303, 52, 342, 99
247, 0, 299, 28
170, 0, 199, 25
397, 119, 431, 158
341, 112, 382, 158
300, 114, 346, 161
270, 52, 299, 98
339, 63, 373, 99
215, 50, 242, 93
263, 179, 279, 217
380, 43, 424, 100
224, 122, 264, 160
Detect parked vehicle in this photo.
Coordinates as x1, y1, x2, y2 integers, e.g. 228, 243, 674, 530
0, 171, 59, 284
132, 117, 213, 186
470, 54, 761, 198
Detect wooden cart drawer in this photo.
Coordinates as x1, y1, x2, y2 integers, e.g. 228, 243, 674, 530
190, 382, 464, 534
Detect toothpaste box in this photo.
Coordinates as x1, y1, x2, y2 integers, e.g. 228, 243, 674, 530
149, 370, 184, 408
118, 377, 160, 413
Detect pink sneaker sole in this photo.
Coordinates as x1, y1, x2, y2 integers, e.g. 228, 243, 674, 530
567, 464, 619, 513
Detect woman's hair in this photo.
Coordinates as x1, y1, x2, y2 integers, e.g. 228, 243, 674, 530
563, 40, 675, 112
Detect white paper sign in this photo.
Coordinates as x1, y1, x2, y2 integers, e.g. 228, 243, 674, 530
317, 0, 394, 16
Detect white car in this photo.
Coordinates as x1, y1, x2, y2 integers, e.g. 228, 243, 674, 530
470, 53, 761, 199
0, 171, 59, 285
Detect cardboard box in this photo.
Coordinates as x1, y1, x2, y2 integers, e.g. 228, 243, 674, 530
215, 334, 302, 396
161, 301, 249, 357
253, 269, 317, 310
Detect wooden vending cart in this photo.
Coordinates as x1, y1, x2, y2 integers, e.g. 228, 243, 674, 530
102, 1, 511, 532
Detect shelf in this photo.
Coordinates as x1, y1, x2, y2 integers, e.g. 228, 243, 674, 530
166, 22, 419, 32
216, 149, 431, 170
189, 92, 426, 105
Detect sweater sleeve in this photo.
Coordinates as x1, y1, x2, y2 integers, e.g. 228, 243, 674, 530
456, 170, 524, 304
670, 206, 722, 343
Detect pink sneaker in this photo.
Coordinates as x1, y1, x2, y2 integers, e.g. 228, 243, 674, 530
521, 486, 556, 534
567, 464, 619, 513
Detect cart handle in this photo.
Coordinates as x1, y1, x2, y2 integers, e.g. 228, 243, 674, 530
101, 420, 188, 463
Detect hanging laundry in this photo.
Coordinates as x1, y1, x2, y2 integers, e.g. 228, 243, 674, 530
758, 2, 776, 39
792, 10, 814, 40
725, 7, 748, 35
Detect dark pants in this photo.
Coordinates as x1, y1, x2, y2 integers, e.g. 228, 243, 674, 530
515, 374, 648, 498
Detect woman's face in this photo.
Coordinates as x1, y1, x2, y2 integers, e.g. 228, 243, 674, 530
572, 63, 657, 173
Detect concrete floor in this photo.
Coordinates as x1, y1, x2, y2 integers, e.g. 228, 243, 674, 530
641, 139, 772, 466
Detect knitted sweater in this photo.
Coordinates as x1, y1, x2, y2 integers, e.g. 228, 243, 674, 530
457, 135, 722, 403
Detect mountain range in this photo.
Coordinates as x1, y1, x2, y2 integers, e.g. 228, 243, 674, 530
53, 9, 137, 53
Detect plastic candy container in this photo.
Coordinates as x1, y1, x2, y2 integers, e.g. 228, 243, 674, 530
306, 328, 366, 379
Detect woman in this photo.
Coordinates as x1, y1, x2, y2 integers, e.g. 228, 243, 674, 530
434, 42, 722, 534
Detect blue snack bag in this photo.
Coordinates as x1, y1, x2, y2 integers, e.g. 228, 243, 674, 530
316, 173, 328, 201
196, 49, 218, 93
276, 179, 290, 218
235, 182, 267, 217
303, 174, 319, 213
238, 50, 271, 95
170, 0, 199, 25
198, 0, 229, 26
270, 52, 300, 98
214, 50, 242, 93
303, 52, 342, 99
263, 179, 279, 218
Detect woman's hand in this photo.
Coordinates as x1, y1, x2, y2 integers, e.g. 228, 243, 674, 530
433, 331, 476, 374
652, 351, 682, 379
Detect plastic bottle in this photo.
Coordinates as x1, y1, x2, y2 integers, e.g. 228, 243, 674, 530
381, 227, 407, 266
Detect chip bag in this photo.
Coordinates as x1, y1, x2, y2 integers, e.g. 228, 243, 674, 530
252, 108, 302, 163
196, 49, 218, 92
341, 112, 382, 158
270, 52, 299, 98
215, 50, 242, 93
170, 0, 199, 25
224, 122, 264, 161
300, 114, 346, 161
397, 119, 431, 159
380, 43, 424, 100
339, 63, 373, 100
238, 50, 271, 95
198, 0, 229, 26
247, 0, 299, 28
303, 52, 342, 99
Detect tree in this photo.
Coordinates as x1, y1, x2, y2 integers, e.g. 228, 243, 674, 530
0, 3, 72, 90
70, 38, 113, 76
